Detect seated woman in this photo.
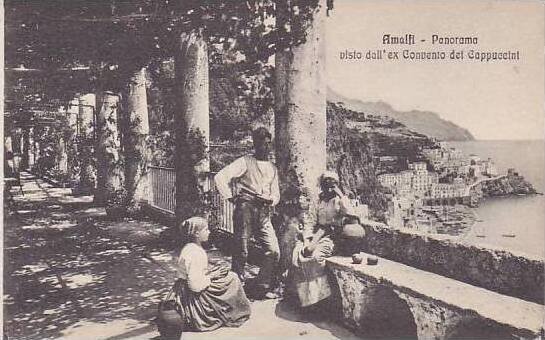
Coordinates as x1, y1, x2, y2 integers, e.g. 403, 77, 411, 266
290, 171, 363, 308
173, 217, 251, 332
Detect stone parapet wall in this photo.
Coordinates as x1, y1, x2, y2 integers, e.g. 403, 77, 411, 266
359, 223, 544, 304
327, 256, 544, 339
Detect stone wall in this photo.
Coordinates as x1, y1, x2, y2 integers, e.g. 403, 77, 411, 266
329, 263, 528, 339
359, 224, 544, 304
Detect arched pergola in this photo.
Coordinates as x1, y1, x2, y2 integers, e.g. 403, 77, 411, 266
4, 0, 331, 232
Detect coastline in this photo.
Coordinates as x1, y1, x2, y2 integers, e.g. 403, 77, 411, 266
446, 140, 544, 258
416, 204, 476, 236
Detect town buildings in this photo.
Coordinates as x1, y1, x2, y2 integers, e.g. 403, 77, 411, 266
378, 161, 439, 197
378, 142, 499, 231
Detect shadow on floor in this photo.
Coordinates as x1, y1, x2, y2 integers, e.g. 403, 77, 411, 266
4, 173, 359, 340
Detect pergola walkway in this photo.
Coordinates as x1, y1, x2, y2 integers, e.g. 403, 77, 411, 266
3, 173, 359, 340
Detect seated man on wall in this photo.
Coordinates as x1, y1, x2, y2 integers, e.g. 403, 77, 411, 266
290, 171, 365, 309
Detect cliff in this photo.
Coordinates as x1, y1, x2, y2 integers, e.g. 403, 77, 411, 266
327, 103, 391, 222
328, 88, 475, 141
329, 102, 437, 171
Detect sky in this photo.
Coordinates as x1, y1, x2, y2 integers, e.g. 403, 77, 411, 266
326, 0, 544, 140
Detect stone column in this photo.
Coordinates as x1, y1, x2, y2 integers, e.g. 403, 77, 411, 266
34, 140, 41, 167
124, 67, 150, 207
67, 98, 79, 181
22, 128, 30, 170
275, 0, 328, 269
95, 91, 122, 204
174, 31, 210, 221
13, 128, 23, 173
28, 127, 35, 168
4, 135, 14, 176
77, 93, 96, 194
57, 138, 68, 174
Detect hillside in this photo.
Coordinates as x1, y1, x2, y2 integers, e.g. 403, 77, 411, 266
328, 89, 475, 141
327, 102, 442, 220
326, 103, 390, 222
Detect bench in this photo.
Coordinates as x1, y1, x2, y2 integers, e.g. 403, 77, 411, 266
327, 253, 544, 339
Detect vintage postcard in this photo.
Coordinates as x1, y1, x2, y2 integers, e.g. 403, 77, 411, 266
3, 0, 544, 339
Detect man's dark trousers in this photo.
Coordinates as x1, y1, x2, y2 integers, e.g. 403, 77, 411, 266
232, 199, 280, 289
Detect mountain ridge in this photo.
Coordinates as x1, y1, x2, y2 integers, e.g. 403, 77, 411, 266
327, 88, 475, 141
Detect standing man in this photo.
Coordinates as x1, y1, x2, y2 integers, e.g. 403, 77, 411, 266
214, 127, 280, 299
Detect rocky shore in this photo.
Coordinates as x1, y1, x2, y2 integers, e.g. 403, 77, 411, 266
481, 172, 537, 197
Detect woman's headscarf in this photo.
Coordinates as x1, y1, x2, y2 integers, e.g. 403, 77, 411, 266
320, 170, 339, 185
180, 216, 208, 241
319, 170, 343, 202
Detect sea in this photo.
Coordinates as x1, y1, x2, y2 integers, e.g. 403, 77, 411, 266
449, 140, 545, 259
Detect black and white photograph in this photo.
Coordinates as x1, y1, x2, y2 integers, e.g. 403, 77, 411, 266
2, 0, 544, 339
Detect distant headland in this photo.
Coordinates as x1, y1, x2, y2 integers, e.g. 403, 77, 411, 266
327, 88, 475, 142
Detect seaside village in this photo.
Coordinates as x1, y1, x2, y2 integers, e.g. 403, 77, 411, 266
376, 141, 499, 234
4, 1, 544, 340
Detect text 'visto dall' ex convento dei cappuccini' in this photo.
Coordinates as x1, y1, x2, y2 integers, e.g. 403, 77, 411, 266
340, 32, 521, 62
3, 0, 544, 339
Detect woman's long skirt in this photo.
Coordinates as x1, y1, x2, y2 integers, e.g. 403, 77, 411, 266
290, 235, 335, 307
174, 271, 251, 332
